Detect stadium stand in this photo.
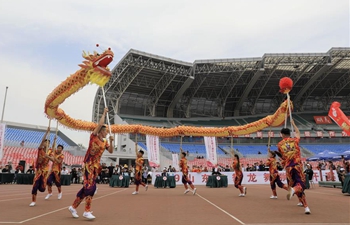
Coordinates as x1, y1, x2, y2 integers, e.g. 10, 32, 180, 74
5, 127, 72, 147
1, 122, 84, 168
301, 144, 350, 154
86, 47, 350, 170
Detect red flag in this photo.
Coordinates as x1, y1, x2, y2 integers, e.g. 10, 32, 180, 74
328, 102, 350, 135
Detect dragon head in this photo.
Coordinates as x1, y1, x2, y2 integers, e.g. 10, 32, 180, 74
79, 48, 114, 87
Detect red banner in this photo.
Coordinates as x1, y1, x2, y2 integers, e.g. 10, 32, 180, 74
314, 116, 333, 124
256, 131, 262, 138
328, 131, 335, 138
328, 102, 350, 136
316, 131, 323, 137
268, 131, 274, 137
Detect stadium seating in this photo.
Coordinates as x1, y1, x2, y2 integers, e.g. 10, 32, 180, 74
301, 145, 350, 154
5, 127, 72, 147
0, 146, 84, 167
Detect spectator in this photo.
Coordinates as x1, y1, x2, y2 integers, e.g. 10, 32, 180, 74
77, 168, 82, 184
26, 166, 35, 174
71, 168, 78, 184
8, 162, 12, 171
161, 168, 168, 176
337, 167, 346, 187
61, 166, 69, 175
304, 164, 314, 182
2, 165, 10, 173
108, 163, 115, 178
246, 163, 252, 171
212, 166, 221, 175
20, 140, 25, 147
224, 165, 230, 172
258, 161, 265, 171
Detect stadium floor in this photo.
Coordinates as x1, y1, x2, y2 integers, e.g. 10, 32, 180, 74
0, 183, 349, 225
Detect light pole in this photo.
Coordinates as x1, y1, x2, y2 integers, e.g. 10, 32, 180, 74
1, 86, 8, 123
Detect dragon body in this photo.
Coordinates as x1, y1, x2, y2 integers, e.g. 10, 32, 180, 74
45, 49, 291, 137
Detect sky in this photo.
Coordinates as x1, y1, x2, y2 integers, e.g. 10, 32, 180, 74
0, 0, 349, 146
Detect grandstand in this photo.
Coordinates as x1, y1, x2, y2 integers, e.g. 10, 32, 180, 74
88, 47, 350, 169
1, 121, 84, 168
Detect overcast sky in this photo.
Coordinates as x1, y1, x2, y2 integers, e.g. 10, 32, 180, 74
0, 0, 349, 146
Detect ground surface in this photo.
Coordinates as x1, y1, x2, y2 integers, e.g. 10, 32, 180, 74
0, 183, 349, 225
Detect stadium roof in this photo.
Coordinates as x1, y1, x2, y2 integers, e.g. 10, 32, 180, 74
92, 47, 350, 123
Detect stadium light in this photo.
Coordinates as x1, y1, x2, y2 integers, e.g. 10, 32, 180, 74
1, 86, 8, 123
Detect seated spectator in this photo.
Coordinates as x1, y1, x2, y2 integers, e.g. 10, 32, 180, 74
202, 167, 208, 172
26, 166, 35, 174
212, 167, 221, 176
161, 168, 168, 177
246, 163, 252, 171
258, 161, 265, 171
224, 165, 230, 172
15, 164, 24, 173
61, 166, 69, 175
20, 140, 25, 147
2, 165, 10, 173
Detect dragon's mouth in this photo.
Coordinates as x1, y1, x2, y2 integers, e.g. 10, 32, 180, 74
94, 53, 113, 74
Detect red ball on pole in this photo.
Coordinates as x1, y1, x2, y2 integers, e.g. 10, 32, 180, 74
279, 77, 293, 94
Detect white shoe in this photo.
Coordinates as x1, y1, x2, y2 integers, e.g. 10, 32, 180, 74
83, 211, 96, 220
184, 189, 190, 194
132, 191, 138, 195
243, 187, 247, 195
286, 187, 295, 200
238, 193, 245, 197
68, 206, 79, 218
94, 188, 98, 195
29, 202, 36, 207
58, 192, 62, 200
45, 193, 52, 200
270, 195, 278, 199
145, 185, 148, 191
304, 207, 311, 214
297, 202, 303, 207
192, 188, 197, 195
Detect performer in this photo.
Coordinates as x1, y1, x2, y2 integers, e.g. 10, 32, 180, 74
45, 135, 64, 200
179, 149, 196, 195
132, 149, 148, 195
68, 108, 114, 220
232, 154, 247, 197
266, 150, 288, 199
29, 126, 51, 207
277, 120, 311, 214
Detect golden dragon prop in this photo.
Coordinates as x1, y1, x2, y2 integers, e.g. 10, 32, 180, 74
45, 49, 291, 137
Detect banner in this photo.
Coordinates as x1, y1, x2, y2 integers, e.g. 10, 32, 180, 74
314, 116, 333, 124
151, 170, 337, 185
172, 153, 179, 171
328, 102, 350, 136
304, 131, 311, 137
204, 136, 217, 167
0, 123, 5, 161
146, 135, 160, 168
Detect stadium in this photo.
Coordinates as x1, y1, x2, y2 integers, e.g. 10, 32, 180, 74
1, 47, 350, 171
1, 47, 350, 225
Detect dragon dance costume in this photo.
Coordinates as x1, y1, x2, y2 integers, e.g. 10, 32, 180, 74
266, 156, 288, 197
277, 137, 308, 208
71, 133, 109, 212
46, 149, 64, 197
31, 146, 50, 203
